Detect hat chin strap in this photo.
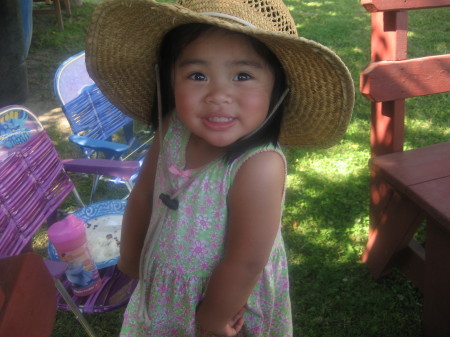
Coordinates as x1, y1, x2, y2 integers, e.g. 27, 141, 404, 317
239, 87, 289, 142
202, 12, 256, 27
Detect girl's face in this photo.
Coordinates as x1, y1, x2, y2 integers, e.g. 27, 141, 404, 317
173, 29, 275, 149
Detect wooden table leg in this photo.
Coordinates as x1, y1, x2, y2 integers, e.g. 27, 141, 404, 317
363, 185, 422, 278
424, 218, 450, 337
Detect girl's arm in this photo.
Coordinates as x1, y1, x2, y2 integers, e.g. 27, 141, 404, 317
117, 127, 162, 279
196, 151, 286, 336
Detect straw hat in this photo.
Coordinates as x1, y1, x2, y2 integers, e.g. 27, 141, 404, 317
86, 0, 354, 148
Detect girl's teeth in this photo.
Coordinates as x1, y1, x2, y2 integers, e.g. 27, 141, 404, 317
208, 116, 232, 122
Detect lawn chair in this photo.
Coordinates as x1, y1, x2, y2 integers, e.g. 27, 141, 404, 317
54, 51, 152, 201
0, 105, 138, 336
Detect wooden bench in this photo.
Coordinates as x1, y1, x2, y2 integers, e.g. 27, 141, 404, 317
359, 1, 450, 336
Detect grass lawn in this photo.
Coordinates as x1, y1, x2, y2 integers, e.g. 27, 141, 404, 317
23, 0, 449, 336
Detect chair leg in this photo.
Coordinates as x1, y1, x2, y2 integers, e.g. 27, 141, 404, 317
54, 279, 98, 337
90, 174, 101, 204
53, 0, 64, 30
72, 187, 86, 208
63, 0, 71, 15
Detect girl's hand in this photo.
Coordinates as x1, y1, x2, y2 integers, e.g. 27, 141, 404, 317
196, 306, 246, 337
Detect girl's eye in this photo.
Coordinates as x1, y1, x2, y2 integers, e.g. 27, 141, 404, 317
233, 73, 252, 81
188, 73, 207, 81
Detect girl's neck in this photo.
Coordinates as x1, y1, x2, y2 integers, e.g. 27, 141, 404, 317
184, 133, 225, 170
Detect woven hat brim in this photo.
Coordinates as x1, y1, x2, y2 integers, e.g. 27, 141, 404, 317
86, 0, 354, 148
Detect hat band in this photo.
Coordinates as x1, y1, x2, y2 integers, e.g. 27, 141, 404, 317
202, 12, 256, 28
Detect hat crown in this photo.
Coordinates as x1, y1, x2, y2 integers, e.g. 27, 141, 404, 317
177, 0, 297, 35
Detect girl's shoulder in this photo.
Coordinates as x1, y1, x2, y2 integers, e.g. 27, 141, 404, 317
227, 145, 286, 202
229, 144, 286, 181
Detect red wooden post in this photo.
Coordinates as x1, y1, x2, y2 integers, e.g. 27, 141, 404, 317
367, 11, 408, 256
368, 11, 408, 157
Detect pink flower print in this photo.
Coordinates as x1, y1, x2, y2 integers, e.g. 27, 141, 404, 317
159, 239, 169, 251
197, 215, 210, 231
209, 242, 221, 255
190, 179, 200, 190
153, 250, 162, 260
218, 181, 228, 194
185, 254, 194, 265
173, 251, 183, 262
158, 282, 170, 295
198, 204, 207, 213
205, 195, 215, 206
175, 264, 186, 274
184, 204, 194, 217
278, 278, 289, 291
200, 260, 210, 271
173, 314, 186, 327
182, 231, 191, 242
192, 242, 206, 258
213, 208, 222, 219
166, 230, 177, 242
188, 224, 197, 236
202, 178, 211, 191
176, 242, 185, 254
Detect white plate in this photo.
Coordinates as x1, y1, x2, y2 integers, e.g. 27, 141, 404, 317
48, 200, 126, 269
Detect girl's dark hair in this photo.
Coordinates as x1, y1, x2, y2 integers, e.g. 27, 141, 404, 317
151, 23, 287, 162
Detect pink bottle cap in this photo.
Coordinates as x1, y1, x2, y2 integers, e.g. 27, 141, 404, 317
47, 214, 87, 252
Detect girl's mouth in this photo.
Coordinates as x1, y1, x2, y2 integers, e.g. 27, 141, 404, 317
203, 116, 236, 130
207, 116, 234, 123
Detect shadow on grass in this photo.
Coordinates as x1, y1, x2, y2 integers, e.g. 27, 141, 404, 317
282, 160, 423, 336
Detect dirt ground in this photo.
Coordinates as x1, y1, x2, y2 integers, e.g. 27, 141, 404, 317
22, 48, 73, 140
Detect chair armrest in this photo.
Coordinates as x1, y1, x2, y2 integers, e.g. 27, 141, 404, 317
69, 135, 129, 159
62, 158, 141, 181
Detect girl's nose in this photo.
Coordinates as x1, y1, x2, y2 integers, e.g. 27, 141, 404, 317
205, 83, 232, 105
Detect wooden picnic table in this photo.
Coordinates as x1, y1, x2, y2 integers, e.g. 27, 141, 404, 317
359, 1, 450, 335
367, 141, 450, 336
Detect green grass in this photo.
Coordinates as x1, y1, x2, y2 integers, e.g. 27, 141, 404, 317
24, 0, 449, 336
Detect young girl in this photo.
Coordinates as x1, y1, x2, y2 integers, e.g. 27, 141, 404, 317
85, 0, 354, 336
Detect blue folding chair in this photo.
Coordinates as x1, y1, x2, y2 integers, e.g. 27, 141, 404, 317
54, 51, 152, 200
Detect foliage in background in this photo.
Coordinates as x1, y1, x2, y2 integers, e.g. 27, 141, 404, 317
26, 0, 449, 336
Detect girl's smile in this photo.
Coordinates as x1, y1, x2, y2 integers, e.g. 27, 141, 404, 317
173, 28, 275, 150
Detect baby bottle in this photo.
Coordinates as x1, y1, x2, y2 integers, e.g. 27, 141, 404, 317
47, 214, 102, 296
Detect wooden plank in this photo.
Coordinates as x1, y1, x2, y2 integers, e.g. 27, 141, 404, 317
410, 176, 450, 230
362, 0, 450, 12
370, 142, 450, 187
361, 55, 450, 102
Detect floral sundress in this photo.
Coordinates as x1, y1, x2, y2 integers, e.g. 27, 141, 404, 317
120, 114, 292, 336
